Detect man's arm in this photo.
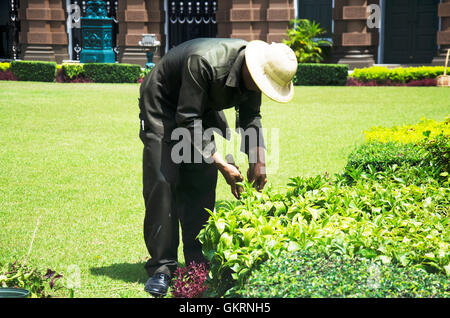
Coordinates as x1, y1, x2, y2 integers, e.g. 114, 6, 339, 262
237, 92, 267, 191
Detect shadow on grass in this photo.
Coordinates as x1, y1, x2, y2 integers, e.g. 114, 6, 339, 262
90, 262, 148, 284
89, 200, 234, 284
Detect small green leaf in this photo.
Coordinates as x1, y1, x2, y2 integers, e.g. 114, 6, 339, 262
216, 219, 226, 234
444, 263, 450, 276
287, 241, 301, 252
379, 255, 392, 264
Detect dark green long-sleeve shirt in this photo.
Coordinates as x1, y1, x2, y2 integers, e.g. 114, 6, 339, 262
139, 38, 265, 160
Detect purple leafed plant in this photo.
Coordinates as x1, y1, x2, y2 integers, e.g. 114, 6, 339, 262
0, 70, 17, 81
171, 261, 209, 298
346, 77, 437, 87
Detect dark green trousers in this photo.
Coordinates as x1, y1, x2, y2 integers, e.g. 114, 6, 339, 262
141, 133, 217, 277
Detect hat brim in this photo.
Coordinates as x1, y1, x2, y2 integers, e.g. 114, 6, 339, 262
245, 40, 295, 103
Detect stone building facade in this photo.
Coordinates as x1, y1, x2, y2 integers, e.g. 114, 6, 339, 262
0, 0, 449, 68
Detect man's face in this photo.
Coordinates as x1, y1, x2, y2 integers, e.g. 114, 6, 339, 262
241, 59, 260, 93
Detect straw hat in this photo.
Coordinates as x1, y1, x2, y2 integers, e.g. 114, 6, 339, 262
245, 40, 298, 103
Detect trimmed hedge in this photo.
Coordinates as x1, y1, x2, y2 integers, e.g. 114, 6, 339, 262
10, 60, 57, 82
83, 63, 141, 83
350, 66, 445, 85
364, 117, 450, 144
346, 119, 450, 175
295, 63, 348, 86
235, 250, 450, 298
345, 141, 426, 172
1, 61, 144, 83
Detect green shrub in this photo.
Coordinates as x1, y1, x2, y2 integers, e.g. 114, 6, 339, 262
351, 66, 445, 84
365, 117, 450, 144
235, 250, 450, 298
200, 119, 449, 297
295, 63, 348, 86
62, 63, 86, 80
140, 67, 153, 80
345, 142, 426, 172
359, 119, 449, 174
283, 19, 331, 63
10, 60, 57, 82
0, 62, 10, 72
83, 63, 141, 83
420, 133, 450, 173
200, 165, 449, 297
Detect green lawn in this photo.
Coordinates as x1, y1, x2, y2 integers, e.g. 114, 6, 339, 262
0, 81, 448, 297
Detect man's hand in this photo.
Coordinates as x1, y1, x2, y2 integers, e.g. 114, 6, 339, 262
247, 162, 267, 191
221, 163, 244, 199
212, 152, 244, 199
247, 147, 267, 191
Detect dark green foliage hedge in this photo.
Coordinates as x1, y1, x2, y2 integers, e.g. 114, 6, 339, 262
10, 60, 57, 82
295, 63, 348, 86
235, 250, 449, 298
345, 141, 426, 172
83, 63, 141, 83
420, 133, 450, 173
345, 135, 449, 184
7, 61, 143, 83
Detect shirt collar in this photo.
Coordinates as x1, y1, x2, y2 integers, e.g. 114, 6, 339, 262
225, 49, 246, 90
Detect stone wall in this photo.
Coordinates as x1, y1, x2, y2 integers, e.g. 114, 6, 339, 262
117, 0, 165, 66
332, 0, 379, 69
15, 0, 448, 68
433, 0, 450, 65
19, 0, 69, 63
216, 0, 295, 42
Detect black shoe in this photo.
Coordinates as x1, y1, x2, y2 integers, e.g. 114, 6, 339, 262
144, 273, 171, 296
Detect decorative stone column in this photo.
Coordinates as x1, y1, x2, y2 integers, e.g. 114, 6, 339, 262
215, 0, 232, 38
117, 0, 165, 66
217, 0, 266, 41
145, 0, 165, 61
432, 0, 450, 65
19, 0, 69, 63
266, 0, 295, 43
333, 0, 378, 69
216, 0, 294, 43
